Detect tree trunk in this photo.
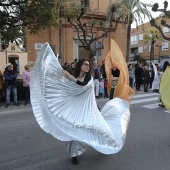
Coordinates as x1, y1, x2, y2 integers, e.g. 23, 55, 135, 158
150, 40, 155, 63
90, 49, 95, 62
59, 16, 63, 64
126, 23, 131, 63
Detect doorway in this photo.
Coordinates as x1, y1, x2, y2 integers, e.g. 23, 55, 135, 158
9, 57, 19, 73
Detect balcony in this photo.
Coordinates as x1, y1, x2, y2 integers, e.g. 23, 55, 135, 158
131, 41, 138, 45
130, 53, 137, 57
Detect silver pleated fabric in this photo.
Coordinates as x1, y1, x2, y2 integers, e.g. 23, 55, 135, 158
30, 43, 131, 155
67, 141, 88, 157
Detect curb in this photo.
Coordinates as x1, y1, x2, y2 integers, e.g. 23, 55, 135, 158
0, 104, 32, 113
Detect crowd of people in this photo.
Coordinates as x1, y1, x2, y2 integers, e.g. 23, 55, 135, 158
0, 63, 31, 108
130, 61, 169, 94
0, 58, 169, 109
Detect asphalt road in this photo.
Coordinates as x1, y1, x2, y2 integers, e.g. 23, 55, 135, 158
0, 90, 170, 170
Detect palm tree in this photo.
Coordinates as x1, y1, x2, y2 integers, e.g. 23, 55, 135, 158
144, 29, 162, 63
107, 0, 151, 62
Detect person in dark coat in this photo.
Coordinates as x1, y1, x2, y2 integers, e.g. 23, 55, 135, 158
142, 65, 150, 92
135, 63, 143, 91
149, 65, 154, 89
4, 63, 19, 108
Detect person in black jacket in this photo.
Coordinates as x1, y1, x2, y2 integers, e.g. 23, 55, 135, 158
135, 63, 143, 91
142, 65, 150, 92
4, 63, 19, 108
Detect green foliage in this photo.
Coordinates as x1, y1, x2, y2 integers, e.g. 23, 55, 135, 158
107, 0, 151, 28
0, 0, 70, 48
134, 55, 146, 62
144, 29, 163, 44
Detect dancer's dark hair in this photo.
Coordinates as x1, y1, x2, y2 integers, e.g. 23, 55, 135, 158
74, 59, 92, 78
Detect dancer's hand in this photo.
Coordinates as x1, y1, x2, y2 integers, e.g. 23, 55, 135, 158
61, 70, 77, 83
61, 70, 70, 78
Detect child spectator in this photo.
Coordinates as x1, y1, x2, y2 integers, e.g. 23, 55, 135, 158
99, 78, 104, 97
104, 78, 108, 98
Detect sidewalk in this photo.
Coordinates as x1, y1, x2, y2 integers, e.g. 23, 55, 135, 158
0, 101, 32, 113
0, 87, 156, 113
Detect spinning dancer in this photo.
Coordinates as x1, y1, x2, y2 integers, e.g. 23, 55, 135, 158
30, 40, 134, 165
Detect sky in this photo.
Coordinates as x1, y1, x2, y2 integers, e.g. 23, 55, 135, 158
131, 0, 170, 28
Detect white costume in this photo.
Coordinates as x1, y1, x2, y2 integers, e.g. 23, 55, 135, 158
30, 43, 131, 157
152, 62, 162, 90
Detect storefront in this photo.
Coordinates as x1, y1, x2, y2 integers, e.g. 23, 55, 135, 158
0, 43, 27, 76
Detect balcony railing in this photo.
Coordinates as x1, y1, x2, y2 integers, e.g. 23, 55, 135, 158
130, 53, 137, 57
131, 41, 138, 45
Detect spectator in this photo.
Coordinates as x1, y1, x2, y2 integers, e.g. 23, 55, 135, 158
22, 65, 31, 105
0, 70, 3, 107
74, 58, 78, 65
110, 66, 120, 100
62, 62, 71, 74
104, 78, 108, 98
142, 65, 150, 92
101, 60, 106, 79
135, 63, 143, 91
70, 62, 75, 75
149, 65, 154, 89
4, 63, 19, 108
99, 78, 104, 97
128, 63, 134, 88
93, 60, 100, 99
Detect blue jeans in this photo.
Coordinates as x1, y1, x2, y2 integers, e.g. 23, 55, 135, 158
6, 85, 18, 104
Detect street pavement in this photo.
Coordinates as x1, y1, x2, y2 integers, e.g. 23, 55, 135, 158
0, 89, 170, 170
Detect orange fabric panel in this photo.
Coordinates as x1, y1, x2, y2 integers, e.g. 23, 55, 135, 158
105, 39, 135, 101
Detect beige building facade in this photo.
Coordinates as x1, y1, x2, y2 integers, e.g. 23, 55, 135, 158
130, 19, 170, 64
26, 0, 127, 65
0, 43, 28, 75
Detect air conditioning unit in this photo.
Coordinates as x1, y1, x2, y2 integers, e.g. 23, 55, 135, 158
35, 43, 43, 50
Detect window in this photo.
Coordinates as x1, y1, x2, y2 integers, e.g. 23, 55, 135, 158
131, 35, 137, 42
35, 43, 43, 50
131, 35, 138, 45
138, 46, 143, 53
163, 26, 169, 35
138, 33, 143, 41
144, 46, 147, 50
162, 42, 169, 51
92, 41, 102, 56
81, 0, 89, 7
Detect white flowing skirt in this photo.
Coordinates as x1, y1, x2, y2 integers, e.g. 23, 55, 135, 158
30, 43, 131, 155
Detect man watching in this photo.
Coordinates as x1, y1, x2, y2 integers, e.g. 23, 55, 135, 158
4, 63, 19, 108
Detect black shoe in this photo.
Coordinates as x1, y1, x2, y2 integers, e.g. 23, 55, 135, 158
159, 104, 165, 107
95, 96, 99, 99
14, 103, 20, 106
5, 104, 10, 108
72, 157, 78, 165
